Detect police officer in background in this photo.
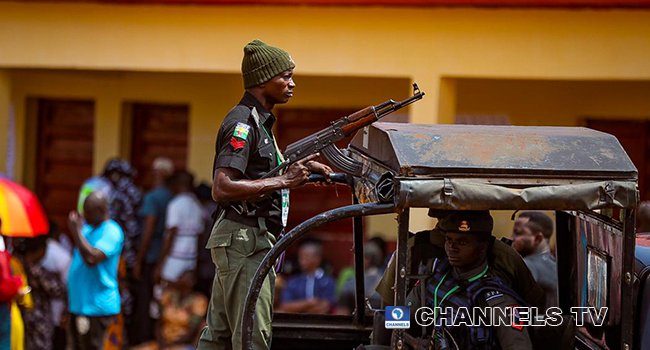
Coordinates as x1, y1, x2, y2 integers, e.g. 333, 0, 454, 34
511, 212, 558, 311
375, 209, 544, 310
198, 39, 332, 350
405, 211, 533, 350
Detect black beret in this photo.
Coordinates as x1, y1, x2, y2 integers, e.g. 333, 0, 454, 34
439, 211, 493, 234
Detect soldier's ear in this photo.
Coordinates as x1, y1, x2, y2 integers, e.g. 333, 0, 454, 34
479, 241, 489, 254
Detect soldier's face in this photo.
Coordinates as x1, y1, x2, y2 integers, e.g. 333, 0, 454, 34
511, 218, 535, 257
262, 68, 295, 105
444, 232, 486, 271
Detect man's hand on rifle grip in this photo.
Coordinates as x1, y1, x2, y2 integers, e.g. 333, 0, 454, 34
306, 160, 333, 185
282, 153, 319, 189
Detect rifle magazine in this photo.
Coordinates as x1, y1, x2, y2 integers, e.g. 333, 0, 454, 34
322, 144, 363, 176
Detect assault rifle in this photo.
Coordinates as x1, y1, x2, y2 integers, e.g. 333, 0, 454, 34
263, 83, 425, 178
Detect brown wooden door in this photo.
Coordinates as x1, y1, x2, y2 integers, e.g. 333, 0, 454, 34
130, 103, 189, 190
36, 99, 95, 235
586, 119, 649, 200
275, 108, 360, 274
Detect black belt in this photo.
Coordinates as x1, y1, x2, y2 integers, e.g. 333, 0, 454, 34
224, 209, 283, 237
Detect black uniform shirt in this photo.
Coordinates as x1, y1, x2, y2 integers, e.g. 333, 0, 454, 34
213, 92, 283, 232
405, 260, 533, 350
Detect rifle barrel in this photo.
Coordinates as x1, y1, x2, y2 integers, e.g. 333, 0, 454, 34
376, 92, 425, 118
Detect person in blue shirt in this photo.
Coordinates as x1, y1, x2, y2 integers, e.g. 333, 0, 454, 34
67, 191, 124, 350
277, 239, 336, 314
134, 157, 174, 281
132, 157, 174, 344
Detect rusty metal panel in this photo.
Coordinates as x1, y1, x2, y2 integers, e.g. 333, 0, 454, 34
349, 123, 638, 181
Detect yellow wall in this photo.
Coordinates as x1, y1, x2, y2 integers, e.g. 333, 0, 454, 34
2, 2, 650, 125
456, 79, 650, 126
0, 70, 9, 176
10, 70, 240, 186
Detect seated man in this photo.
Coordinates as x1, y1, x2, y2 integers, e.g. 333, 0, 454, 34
511, 211, 558, 310
277, 240, 336, 314
375, 209, 544, 310
364, 212, 532, 350
406, 211, 533, 350
337, 241, 384, 314
132, 269, 208, 350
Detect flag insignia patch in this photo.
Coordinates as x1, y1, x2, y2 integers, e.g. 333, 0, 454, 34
233, 123, 251, 140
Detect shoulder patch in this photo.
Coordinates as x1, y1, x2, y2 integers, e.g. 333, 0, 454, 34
508, 304, 524, 331
233, 122, 251, 140
484, 290, 504, 302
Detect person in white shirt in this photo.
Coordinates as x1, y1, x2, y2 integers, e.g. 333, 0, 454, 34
155, 172, 204, 284
40, 222, 72, 349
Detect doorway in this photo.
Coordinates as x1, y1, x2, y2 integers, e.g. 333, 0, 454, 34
128, 103, 189, 190
35, 99, 94, 234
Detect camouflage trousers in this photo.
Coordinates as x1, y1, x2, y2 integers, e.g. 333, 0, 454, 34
197, 218, 276, 350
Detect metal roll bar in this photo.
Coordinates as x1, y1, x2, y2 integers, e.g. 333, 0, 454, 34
241, 202, 397, 350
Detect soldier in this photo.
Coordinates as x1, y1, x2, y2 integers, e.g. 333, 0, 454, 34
403, 211, 533, 350
375, 209, 544, 310
197, 39, 332, 350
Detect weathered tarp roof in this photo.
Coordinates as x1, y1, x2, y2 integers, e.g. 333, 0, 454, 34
394, 178, 638, 210
348, 123, 639, 209
350, 123, 638, 181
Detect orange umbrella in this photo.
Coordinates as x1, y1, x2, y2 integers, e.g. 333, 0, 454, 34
0, 176, 49, 237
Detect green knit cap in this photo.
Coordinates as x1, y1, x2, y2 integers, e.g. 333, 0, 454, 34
241, 39, 295, 89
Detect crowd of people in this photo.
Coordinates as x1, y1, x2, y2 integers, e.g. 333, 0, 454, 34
274, 238, 387, 316
0, 157, 216, 350
0, 154, 394, 350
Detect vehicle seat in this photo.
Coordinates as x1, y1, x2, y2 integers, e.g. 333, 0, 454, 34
372, 310, 392, 345
530, 314, 575, 350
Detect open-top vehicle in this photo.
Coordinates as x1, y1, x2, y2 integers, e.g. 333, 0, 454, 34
241, 123, 641, 350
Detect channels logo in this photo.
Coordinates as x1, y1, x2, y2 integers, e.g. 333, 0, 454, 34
385, 306, 410, 329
